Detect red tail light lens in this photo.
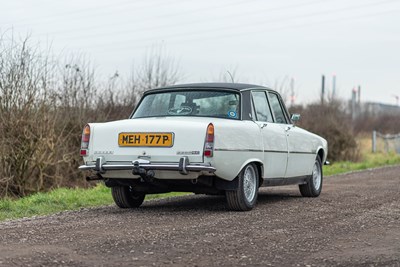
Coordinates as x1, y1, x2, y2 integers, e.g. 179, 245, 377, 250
204, 123, 214, 157
80, 124, 90, 156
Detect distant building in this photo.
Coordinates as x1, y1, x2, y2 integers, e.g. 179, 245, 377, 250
348, 100, 400, 118
361, 102, 400, 116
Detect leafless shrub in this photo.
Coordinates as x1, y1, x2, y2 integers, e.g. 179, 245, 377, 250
273, 76, 293, 105
0, 32, 181, 198
0, 34, 65, 196
290, 100, 360, 162
353, 113, 400, 135
137, 46, 180, 91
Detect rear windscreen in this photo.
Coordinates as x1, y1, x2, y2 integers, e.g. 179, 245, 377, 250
133, 90, 240, 120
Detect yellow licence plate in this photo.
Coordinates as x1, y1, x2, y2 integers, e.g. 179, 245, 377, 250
118, 132, 174, 147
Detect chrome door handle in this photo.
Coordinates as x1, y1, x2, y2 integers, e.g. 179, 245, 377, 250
285, 126, 291, 131
261, 123, 268, 129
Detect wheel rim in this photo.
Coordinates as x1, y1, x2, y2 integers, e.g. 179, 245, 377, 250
243, 165, 257, 203
312, 161, 322, 191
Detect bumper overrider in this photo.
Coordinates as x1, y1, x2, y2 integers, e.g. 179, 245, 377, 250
79, 156, 216, 176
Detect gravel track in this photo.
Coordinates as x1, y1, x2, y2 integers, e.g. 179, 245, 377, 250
1, 166, 399, 266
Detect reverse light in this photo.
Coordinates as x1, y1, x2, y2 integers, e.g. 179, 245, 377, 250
80, 124, 90, 156
204, 123, 214, 157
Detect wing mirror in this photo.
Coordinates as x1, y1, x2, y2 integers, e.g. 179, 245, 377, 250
291, 113, 301, 124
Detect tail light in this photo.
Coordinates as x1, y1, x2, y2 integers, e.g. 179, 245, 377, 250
80, 124, 90, 156
204, 123, 214, 157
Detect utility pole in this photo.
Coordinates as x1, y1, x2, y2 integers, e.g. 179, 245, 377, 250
357, 85, 361, 104
351, 87, 357, 121
332, 74, 336, 99
321, 75, 325, 105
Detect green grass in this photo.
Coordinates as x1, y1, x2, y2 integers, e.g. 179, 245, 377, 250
324, 152, 400, 176
1, 152, 400, 222
0, 185, 188, 222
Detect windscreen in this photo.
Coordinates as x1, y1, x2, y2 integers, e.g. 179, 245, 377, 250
133, 90, 240, 120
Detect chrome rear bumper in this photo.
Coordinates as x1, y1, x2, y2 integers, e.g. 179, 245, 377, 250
79, 156, 216, 175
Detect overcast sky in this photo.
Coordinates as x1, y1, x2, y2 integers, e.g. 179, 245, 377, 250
1, 0, 399, 105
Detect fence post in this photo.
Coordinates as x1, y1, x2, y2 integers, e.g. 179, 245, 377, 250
372, 130, 376, 153
384, 138, 389, 153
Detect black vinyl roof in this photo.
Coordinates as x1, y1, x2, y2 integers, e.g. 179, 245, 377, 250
148, 82, 269, 93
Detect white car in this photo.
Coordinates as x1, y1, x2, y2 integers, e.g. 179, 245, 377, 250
79, 83, 328, 211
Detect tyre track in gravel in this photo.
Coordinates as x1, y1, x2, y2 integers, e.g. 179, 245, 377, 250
1, 165, 399, 266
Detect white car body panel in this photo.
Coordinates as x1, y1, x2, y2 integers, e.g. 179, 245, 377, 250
255, 122, 289, 178
211, 119, 263, 180
285, 126, 325, 177
86, 117, 209, 164
80, 84, 328, 187
84, 118, 266, 180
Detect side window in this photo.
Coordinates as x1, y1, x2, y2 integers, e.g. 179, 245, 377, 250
268, 92, 288, 124
252, 91, 273, 122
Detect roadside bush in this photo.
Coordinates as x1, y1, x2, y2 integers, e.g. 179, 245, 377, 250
0, 37, 86, 197
0, 33, 180, 198
290, 101, 360, 162
354, 113, 400, 134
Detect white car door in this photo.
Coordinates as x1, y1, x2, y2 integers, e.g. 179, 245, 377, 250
267, 92, 314, 177
285, 126, 317, 177
251, 91, 288, 178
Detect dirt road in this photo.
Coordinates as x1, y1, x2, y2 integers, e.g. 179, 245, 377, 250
1, 166, 399, 266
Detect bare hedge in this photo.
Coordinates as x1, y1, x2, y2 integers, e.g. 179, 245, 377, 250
0, 35, 179, 197
289, 101, 360, 162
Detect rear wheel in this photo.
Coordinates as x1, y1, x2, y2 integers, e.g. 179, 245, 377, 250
299, 156, 323, 197
111, 186, 145, 208
226, 163, 259, 211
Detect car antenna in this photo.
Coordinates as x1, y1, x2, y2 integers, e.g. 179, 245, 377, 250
227, 71, 235, 83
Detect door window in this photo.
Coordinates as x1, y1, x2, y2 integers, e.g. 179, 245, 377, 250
252, 91, 273, 122
268, 92, 288, 124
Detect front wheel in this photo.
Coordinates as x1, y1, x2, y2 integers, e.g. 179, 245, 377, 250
299, 156, 323, 197
111, 186, 145, 208
226, 163, 259, 211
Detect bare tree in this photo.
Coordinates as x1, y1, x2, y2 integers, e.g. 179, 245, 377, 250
137, 46, 180, 91
0, 31, 183, 198
273, 76, 293, 106
214, 66, 240, 83
0, 33, 63, 196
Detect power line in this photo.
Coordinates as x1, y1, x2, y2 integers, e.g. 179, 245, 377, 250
34, 0, 258, 37
63, 0, 400, 50
41, 0, 326, 41
79, 7, 400, 52
3, 0, 187, 27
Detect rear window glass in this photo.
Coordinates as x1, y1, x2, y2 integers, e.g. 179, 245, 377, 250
133, 90, 240, 120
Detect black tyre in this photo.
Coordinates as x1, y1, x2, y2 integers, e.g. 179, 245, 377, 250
226, 163, 259, 211
111, 186, 145, 208
299, 156, 323, 197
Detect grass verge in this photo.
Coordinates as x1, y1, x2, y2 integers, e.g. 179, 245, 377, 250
0, 186, 188, 222
1, 152, 400, 222
324, 152, 400, 176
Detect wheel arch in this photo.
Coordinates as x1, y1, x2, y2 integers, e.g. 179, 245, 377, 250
316, 147, 326, 162
238, 159, 264, 186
